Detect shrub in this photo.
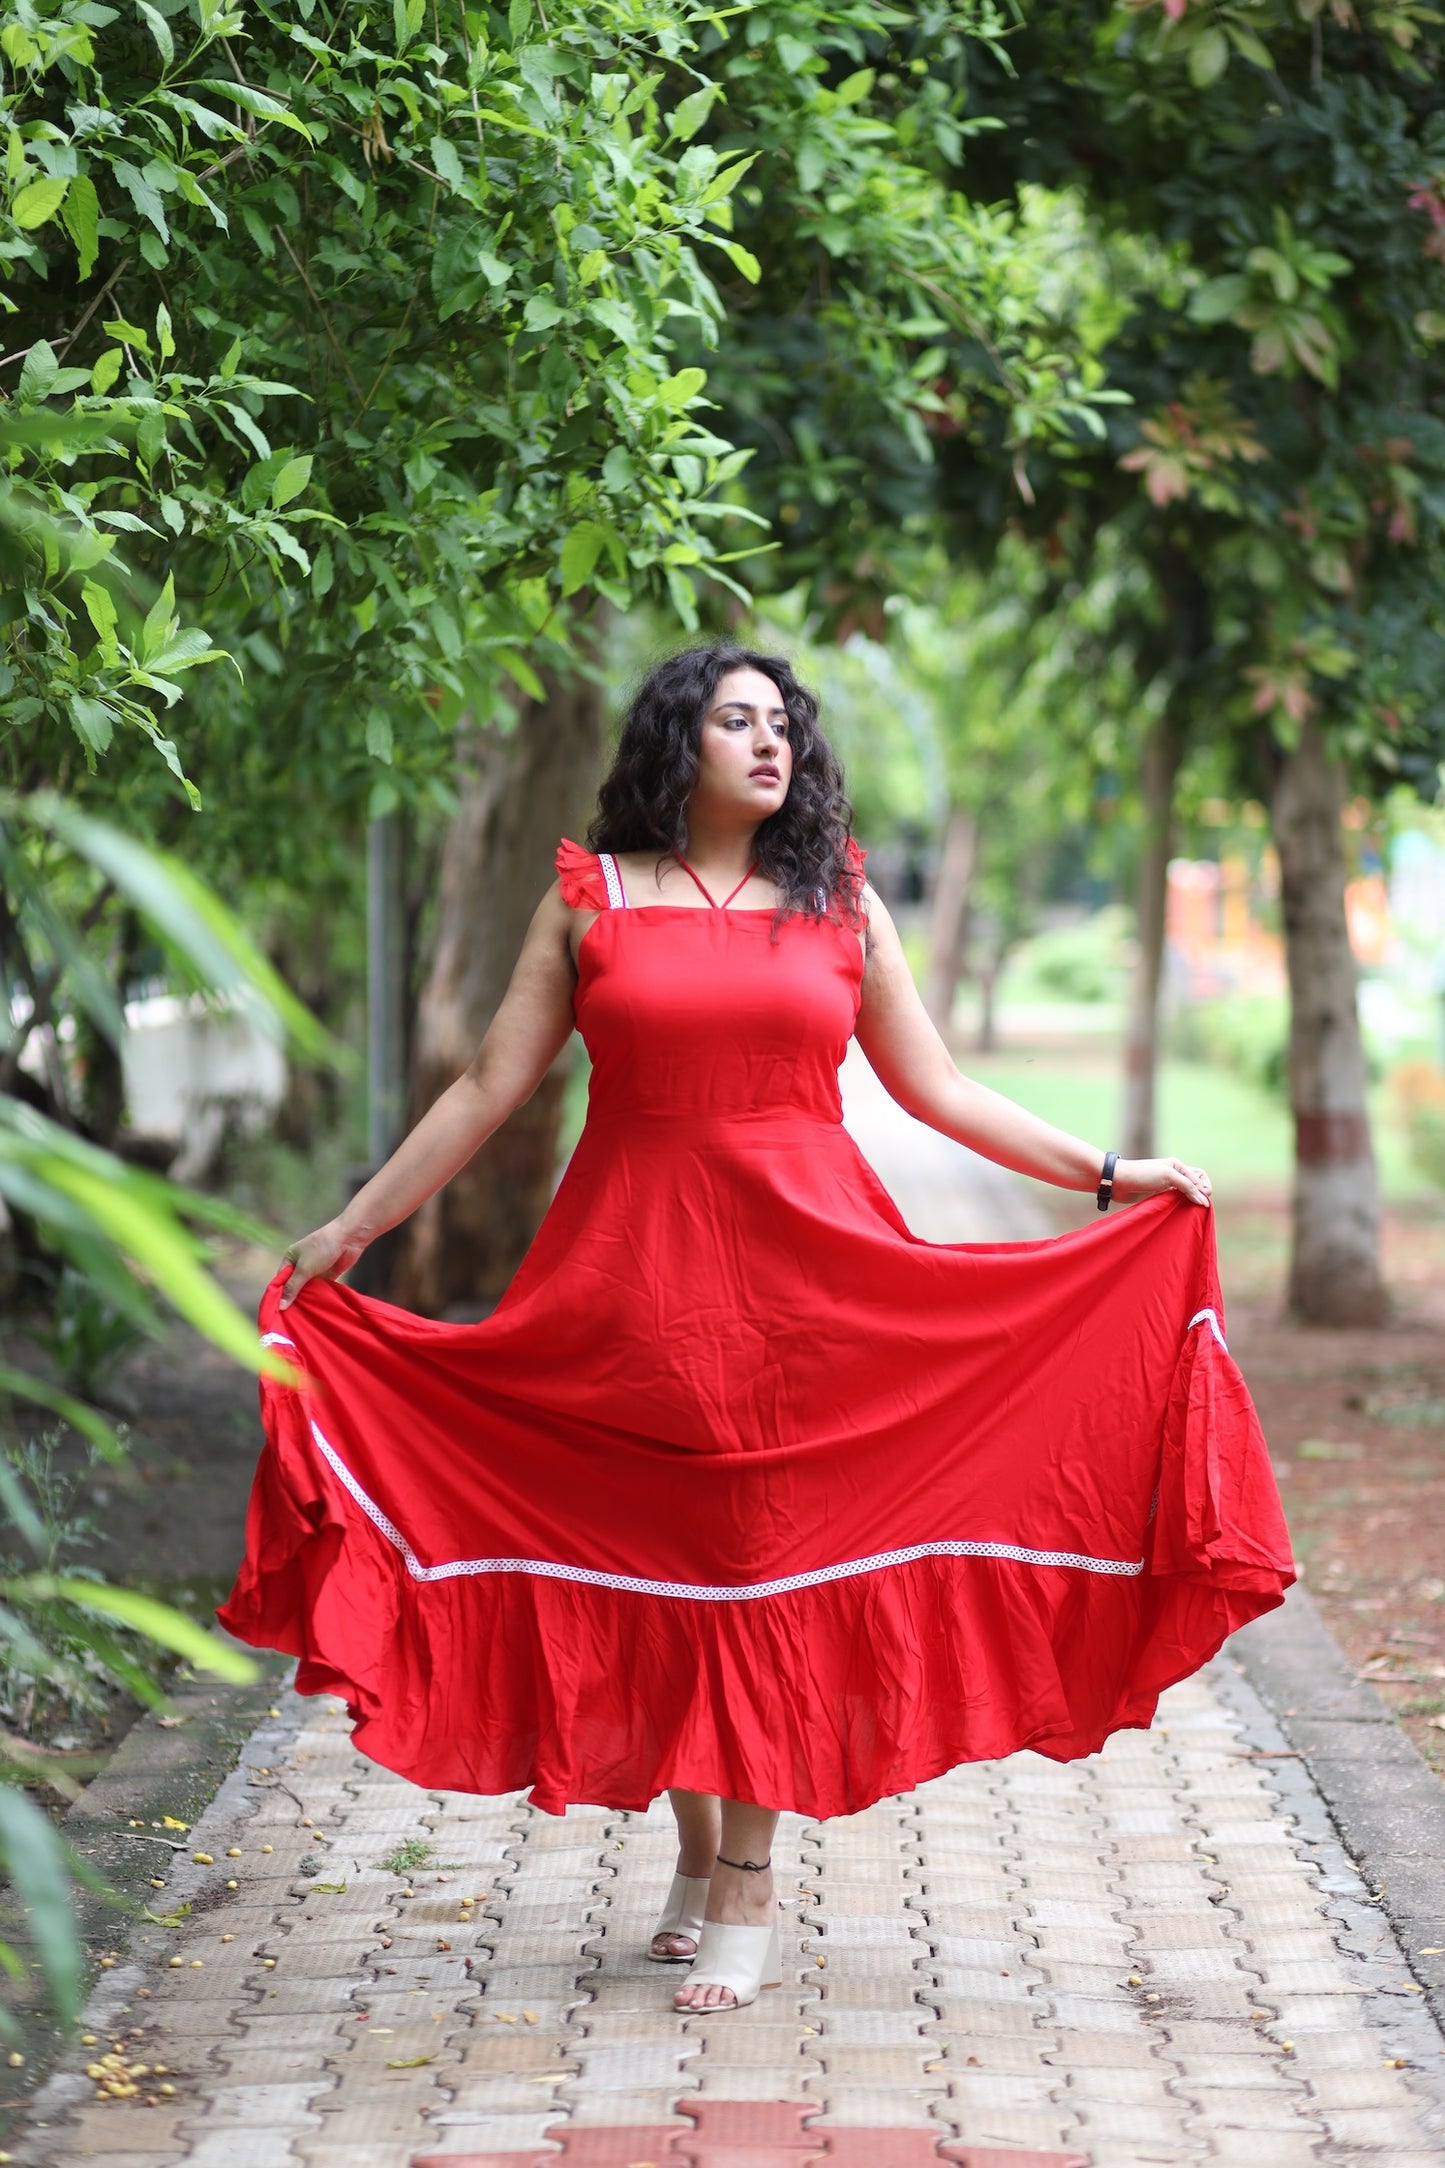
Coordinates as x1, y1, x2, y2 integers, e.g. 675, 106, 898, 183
1018, 909, 1133, 1005
1392, 1061, 1445, 1191
1171, 994, 1290, 1099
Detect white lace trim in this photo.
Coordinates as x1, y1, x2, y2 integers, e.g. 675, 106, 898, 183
305, 1416, 1146, 1594
597, 851, 625, 911
269, 1279, 1229, 1600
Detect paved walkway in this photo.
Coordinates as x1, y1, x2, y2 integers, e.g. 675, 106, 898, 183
15, 1053, 1445, 2167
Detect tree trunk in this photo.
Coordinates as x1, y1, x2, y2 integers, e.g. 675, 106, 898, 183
923, 804, 977, 1031
1121, 707, 1185, 1158
1269, 720, 1387, 1325
386, 658, 609, 1318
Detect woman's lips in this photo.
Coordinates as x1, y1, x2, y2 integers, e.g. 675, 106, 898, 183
750, 766, 781, 781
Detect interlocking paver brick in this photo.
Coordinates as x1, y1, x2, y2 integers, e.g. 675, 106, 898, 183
13, 1630, 1445, 2168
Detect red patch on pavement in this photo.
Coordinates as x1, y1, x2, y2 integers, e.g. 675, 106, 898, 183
411, 2101, 1087, 2168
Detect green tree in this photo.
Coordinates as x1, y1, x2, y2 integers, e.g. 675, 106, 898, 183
941, 0, 1445, 1322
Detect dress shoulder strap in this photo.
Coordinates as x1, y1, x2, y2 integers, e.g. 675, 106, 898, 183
555, 838, 625, 912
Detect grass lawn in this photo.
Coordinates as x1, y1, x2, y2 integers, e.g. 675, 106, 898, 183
959, 1031, 1431, 1204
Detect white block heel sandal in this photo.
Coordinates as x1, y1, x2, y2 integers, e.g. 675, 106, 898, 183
675, 1918, 781, 2010
648, 1872, 711, 1963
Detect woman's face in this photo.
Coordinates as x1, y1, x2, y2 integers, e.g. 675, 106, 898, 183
690, 666, 793, 829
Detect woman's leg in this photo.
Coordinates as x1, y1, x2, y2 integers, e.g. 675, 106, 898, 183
673, 1797, 779, 2010
651, 1788, 721, 1959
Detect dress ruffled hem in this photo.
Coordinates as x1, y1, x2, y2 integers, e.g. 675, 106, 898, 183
218, 1524, 1284, 1817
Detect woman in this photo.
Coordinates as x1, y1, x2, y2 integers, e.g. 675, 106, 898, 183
220, 645, 1291, 2016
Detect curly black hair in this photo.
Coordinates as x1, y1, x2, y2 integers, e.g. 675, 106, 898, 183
587, 644, 862, 924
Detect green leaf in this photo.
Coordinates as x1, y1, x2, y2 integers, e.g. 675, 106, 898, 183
498, 648, 546, 700
522, 294, 564, 332
560, 521, 610, 595
16, 340, 58, 405
1227, 24, 1273, 69
136, 0, 174, 65
270, 455, 313, 509
365, 707, 393, 763
668, 85, 718, 142
699, 154, 757, 206
311, 1881, 348, 1894
833, 68, 875, 108
141, 572, 176, 662
0, 1791, 84, 2023
12, 175, 68, 230
103, 316, 153, 355
7, 1578, 257, 1682
81, 578, 118, 657
428, 603, 462, 661
508, 0, 530, 40
715, 239, 760, 284
0, 1364, 123, 1462
393, 0, 424, 50
430, 134, 464, 190
192, 80, 314, 143
113, 159, 168, 243
19, 795, 349, 1072
656, 367, 707, 410
60, 173, 100, 280
1188, 27, 1229, 87
90, 348, 123, 395
1187, 274, 1249, 325
69, 696, 115, 757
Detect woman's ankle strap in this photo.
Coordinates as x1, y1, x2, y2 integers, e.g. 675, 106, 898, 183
716, 1852, 771, 1872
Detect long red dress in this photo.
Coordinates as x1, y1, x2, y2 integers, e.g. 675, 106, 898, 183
219, 839, 1293, 1817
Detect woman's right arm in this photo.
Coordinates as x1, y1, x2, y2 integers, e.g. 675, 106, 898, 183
279, 882, 580, 1307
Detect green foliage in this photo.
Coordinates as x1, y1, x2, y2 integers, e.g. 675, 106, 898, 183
1170, 991, 1290, 1099
1021, 910, 1133, 1007
0, 0, 779, 818
1392, 1059, 1445, 1189
28, 1267, 147, 1406
1, 790, 349, 1376
379, 1836, 435, 1876
0, 1786, 86, 2031
0, 1423, 254, 2033
956, 0, 1445, 806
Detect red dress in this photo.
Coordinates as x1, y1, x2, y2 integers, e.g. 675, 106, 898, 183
219, 839, 1293, 1817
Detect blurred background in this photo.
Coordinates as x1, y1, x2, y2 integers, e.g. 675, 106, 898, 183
2, 0, 1444, 2022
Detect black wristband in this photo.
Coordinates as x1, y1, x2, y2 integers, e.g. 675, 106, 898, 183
1096, 1150, 1118, 1212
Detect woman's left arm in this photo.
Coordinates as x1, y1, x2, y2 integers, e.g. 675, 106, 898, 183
853, 889, 1212, 1207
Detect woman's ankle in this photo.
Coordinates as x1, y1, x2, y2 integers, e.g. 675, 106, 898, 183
706, 1857, 775, 1926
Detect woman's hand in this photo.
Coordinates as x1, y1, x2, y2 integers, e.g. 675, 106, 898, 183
278, 1219, 369, 1309
1113, 1157, 1212, 1208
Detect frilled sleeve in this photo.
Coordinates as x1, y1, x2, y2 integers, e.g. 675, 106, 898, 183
832, 836, 869, 930
555, 838, 608, 912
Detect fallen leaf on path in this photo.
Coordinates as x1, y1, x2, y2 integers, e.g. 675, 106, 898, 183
312, 1882, 348, 1894
386, 2056, 433, 2068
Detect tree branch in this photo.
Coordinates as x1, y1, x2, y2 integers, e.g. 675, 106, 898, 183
276, 230, 364, 402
